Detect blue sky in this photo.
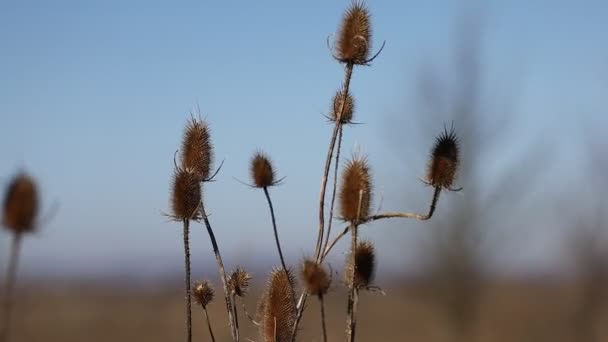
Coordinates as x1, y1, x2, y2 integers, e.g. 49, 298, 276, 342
1, 0, 607, 280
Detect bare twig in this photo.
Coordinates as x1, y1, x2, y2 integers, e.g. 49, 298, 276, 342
320, 125, 344, 263
182, 219, 193, 342
263, 187, 288, 277
203, 308, 217, 342
0, 233, 23, 342
319, 294, 328, 342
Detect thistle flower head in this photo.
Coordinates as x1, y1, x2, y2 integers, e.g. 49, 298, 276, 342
258, 266, 297, 342
339, 154, 373, 223
300, 258, 331, 297
331, 89, 355, 124
427, 126, 460, 189
181, 116, 213, 181
250, 151, 278, 188
2, 172, 38, 234
228, 267, 252, 297
170, 167, 202, 221
193, 280, 214, 309
336, 1, 372, 65
345, 240, 376, 289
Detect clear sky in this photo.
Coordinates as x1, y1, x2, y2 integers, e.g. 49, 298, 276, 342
1, 0, 607, 281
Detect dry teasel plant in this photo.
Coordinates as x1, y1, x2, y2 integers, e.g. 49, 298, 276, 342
257, 267, 297, 342
300, 258, 331, 342
193, 280, 217, 342
228, 267, 253, 335
1, 172, 39, 342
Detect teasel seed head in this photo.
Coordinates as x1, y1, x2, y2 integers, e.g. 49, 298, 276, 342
193, 280, 215, 309
258, 266, 297, 342
228, 267, 252, 297
339, 154, 373, 223
300, 258, 331, 297
250, 151, 278, 188
170, 167, 202, 221
331, 89, 355, 124
345, 240, 376, 289
336, 1, 372, 65
181, 116, 213, 181
2, 172, 39, 234
426, 126, 460, 189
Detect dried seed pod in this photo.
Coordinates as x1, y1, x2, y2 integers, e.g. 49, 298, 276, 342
228, 267, 252, 297
193, 280, 215, 309
171, 168, 202, 221
258, 267, 297, 342
345, 240, 375, 289
336, 1, 372, 65
2, 172, 38, 234
427, 126, 460, 189
300, 258, 331, 296
331, 89, 355, 124
339, 155, 372, 223
250, 151, 277, 188
181, 116, 213, 181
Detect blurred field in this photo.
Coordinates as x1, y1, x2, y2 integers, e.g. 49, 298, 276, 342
2, 278, 607, 342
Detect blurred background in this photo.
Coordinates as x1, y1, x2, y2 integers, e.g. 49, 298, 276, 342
1, 0, 607, 341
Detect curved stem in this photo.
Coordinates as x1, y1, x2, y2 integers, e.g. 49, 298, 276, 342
319, 294, 328, 342
0, 233, 22, 342
263, 187, 288, 276
315, 63, 354, 260
201, 204, 238, 342
203, 308, 217, 342
183, 219, 192, 342
320, 125, 344, 263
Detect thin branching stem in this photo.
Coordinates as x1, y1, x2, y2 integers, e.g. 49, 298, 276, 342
182, 219, 193, 342
315, 63, 354, 260
263, 187, 288, 277
289, 292, 308, 342
203, 308, 217, 342
320, 124, 344, 263
201, 204, 238, 342
319, 294, 328, 342
0, 233, 23, 342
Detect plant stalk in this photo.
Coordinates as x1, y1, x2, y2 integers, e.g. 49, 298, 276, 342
203, 308, 217, 342
320, 124, 344, 262
263, 187, 288, 277
182, 219, 193, 342
0, 233, 23, 342
319, 294, 328, 342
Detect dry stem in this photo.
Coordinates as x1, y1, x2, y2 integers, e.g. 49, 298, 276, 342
0, 233, 22, 342
182, 219, 193, 342
201, 204, 238, 341
263, 187, 289, 277
346, 190, 363, 342
320, 124, 344, 262
319, 294, 328, 342
203, 308, 217, 342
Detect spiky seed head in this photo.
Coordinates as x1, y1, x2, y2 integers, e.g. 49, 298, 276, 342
250, 151, 276, 188
258, 266, 297, 342
170, 168, 202, 221
193, 280, 214, 308
331, 90, 355, 124
228, 267, 252, 297
181, 117, 213, 181
300, 259, 331, 296
339, 155, 372, 223
427, 126, 460, 189
345, 240, 375, 289
2, 172, 38, 234
336, 1, 372, 65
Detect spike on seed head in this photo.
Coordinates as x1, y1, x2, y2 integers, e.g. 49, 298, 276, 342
345, 240, 375, 289
331, 89, 355, 124
193, 280, 215, 308
228, 267, 252, 297
427, 126, 460, 189
250, 151, 277, 188
181, 116, 213, 181
2, 172, 38, 234
336, 1, 372, 65
258, 266, 297, 342
300, 258, 331, 296
339, 155, 372, 223
170, 168, 202, 221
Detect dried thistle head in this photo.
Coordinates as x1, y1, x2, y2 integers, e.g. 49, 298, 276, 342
258, 267, 297, 342
300, 258, 331, 297
336, 1, 372, 65
250, 151, 277, 188
181, 116, 213, 181
345, 240, 375, 289
339, 155, 372, 223
426, 126, 460, 189
2, 172, 38, 234
228, 267, 252, 297
193, 280, 214, 309
170, 168, 202, 221
331, 89, 355, 124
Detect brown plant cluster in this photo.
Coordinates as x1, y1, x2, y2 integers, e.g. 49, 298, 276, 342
336, 1, 372, 65
228, 267, 252, 297
2, 173, 39, 234
300, 259, 331, 297
339, 156, 373, 223
193, 280, 215, 309
331, 89, 355, 124
181, 116, 213, 182
345, 240, 376, 289
258, 267, 297, 342
250, 151, 277, 188
170, 167, 202, 221
427, 126, 460, 189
